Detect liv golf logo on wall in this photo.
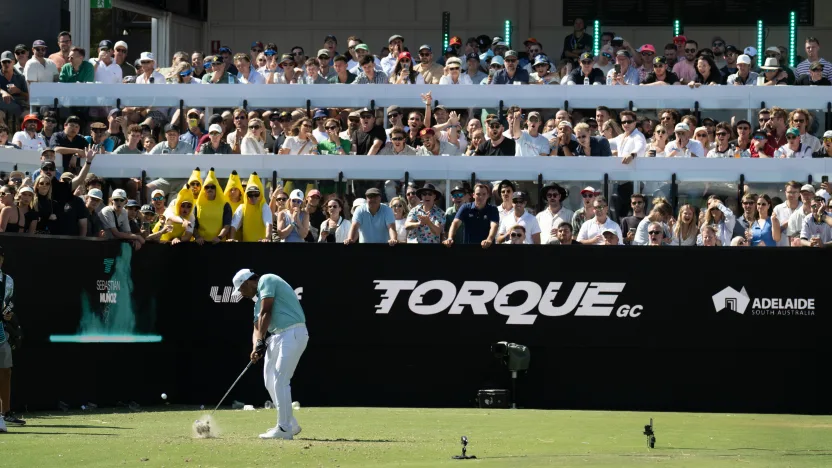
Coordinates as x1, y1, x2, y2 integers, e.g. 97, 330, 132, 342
712, 286, 815, 317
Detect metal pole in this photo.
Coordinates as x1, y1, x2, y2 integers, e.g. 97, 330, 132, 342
140, 170, 147, 205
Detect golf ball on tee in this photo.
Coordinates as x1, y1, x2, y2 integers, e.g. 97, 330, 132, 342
161, 393, 167, 400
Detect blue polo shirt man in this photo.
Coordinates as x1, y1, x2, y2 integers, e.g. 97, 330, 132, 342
348, 188, 396, 244
446, 184, 500, 246
492, 50, 530, 85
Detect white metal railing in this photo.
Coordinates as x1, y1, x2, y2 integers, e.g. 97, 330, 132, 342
29, 83, 832, 112
1, 148, 829, 184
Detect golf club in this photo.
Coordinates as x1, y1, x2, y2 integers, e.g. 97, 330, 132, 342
212, 360, 254, 415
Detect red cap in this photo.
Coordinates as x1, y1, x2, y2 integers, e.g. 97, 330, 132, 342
524, 37, 540, 46
638, 44, 656, 53
449, 36, 462, 46
419, 128, 435, 137
21, 113, 43, 132
398, 51, 412, 61
673, 35, 688, 44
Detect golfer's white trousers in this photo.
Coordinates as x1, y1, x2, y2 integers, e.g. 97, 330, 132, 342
263, 324, 309, 430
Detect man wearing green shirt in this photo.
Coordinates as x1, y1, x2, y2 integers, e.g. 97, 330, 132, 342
202, 56, 238, 84
59, 47, 94, 83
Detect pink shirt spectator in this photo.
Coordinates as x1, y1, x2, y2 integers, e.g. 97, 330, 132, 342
672, 57, 696, 83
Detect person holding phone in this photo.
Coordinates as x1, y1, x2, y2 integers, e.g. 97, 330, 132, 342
799, 196, 832, 247
0, 51, 29, 118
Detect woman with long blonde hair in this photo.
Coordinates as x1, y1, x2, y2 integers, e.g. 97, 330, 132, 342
671, 204, 699, 246
32, 174, 56, 234
603, 120, 623, 154
241, 117, 267, 154
0, 186, 37, 233
389, 196, 408, 242
646, 124, 669, 157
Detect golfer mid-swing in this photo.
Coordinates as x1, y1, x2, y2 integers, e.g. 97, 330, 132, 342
233, 269, 308, 440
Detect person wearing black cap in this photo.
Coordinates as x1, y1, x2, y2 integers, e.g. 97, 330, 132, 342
641, 56, 680, 85
795, 61, 832, 86
444, 184, 470, 243
496, 191, 541, 244
322, 35, 339, 64
49, 115, 87, 170
149, 124, 190, 154
465, 53, 487, 83
90, 40, 122, 84
566, 52, 605, 85
344, 188, 396, 245
0, 51, 29, 117
719, 45, 740, 77
607, 50, 639, 85
404, 184, 446, 244
23, 40, 59, 84
13, 45, 29, 74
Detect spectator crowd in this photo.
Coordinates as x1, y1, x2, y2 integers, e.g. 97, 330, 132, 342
1, 26, 831, 248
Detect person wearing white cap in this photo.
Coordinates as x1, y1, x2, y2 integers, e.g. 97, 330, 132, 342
813, 130, 832, 157
98, 188, 145, 248
726, 54, 758, 85
113, 41, 136, 77
664, 122, 704, 158
438, 57, 471, 84
135, 52, 165, 84
787, 184, 818, 245
198, 124, 233, 154
83, 188, 105, 238
232, 268, 308, 440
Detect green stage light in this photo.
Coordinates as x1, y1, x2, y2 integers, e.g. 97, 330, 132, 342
789, 11, 797, 68
757, 20, 765, 68
674, 19, 681, 37
593, 20, 600, 56
505, 20, 512, 49
442, 12, 450, 51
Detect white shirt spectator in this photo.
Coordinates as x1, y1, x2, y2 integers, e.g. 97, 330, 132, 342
726, 71, 758, 85
415, 140, 462, 156
437, 130, 467, 151
800, 213, 832, 243
231, 203, 273, 230
90, 59, 123, 84
241, 137, 266, 155
281, 136, 318, 154
319, 218, 352, 243
773, 200, 802, 246
664, 139, 706, 158
787, 207, 812, 239
577, 217, 624, 245
237, 70, 265, 84
439, 74, 473, 85
135, 71, 166, 84
612, 129, 647, 157
11, 131, 46, 151
98, 206, 131, 238
498, 211, 541, 244
632, 217, 671, 245
536, 206, 574, 244
513, 131, 550, 157
801, 133, 822, 153
23, 58, 58, 83
774, 143, 813, 158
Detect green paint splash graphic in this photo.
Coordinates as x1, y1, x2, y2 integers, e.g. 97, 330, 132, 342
50, 243, 162, 343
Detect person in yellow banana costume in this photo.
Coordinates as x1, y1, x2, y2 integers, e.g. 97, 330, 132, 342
195, 167, 233, 244
229, 172, 273, 242
164, 167, 201, 228
157, 184, 196, 244
224, 170, 244, 214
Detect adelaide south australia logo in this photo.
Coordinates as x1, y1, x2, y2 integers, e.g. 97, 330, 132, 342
712, 286, 815, 317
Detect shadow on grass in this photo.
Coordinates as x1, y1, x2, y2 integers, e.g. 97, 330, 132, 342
301, 437, 395, 443
6, 432, 119, 436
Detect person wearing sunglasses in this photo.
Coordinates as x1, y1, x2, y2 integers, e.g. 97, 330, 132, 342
788, 109, 822, 153
475, 119, 515, 156
799, 196, 832, 247
192, 169, 232, 245
149, 188, 167, 217
813, 130, 832, 157
535, 183, 572, 244
491, 50, 529, 84
706, 123, 738, 158
577, 197, 622, 245
379, 127, 416, 155
98, 188, 145, 249
645, 222, 666, 246
203, 55, 238, 84
317, 195, 351, 243
443, 185, 470, 243
784, 184, 817, 246
640, 56, 680, 86
495, 191, 540, 244
279, 118, 319, 155
607, 50, 639, 85
610, 110, 646, 161
403, 184, 446, 244
239, 118, 266, 155
672, 39, 698, 84
664, 122, 704, 158
23, 39, 58, 85
774, 127, 813, 158
229, 174, 272, 243
796, 60, 831, 87
317, 118, 350, 155
438, 57, 471, 85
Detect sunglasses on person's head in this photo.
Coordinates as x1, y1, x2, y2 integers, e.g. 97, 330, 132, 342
276, 196, 288, 202
713, 41, 725, 47
632, 200, 645, 205
823, 137, 832, 143
327, 204, 340, 209
251, 48, 263, 53
641, 51, 654, 56
577, 134, 588, 139
10, 178, 21, 184
601, 53, 612, 59
504, 58, 518, 63
140, 60, 152, 65
301, 123, 313, 128
152, 196, 165, 202
655, 130, 666, 134
390, 203, 403, 208
793, 118, 805, 123
490, 64, 503, 69
759, 117, 770, 122
360, 114, 373, 120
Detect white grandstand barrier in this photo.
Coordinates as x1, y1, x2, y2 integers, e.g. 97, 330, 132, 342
1, 148, 829, 183
29, 83, 832, 111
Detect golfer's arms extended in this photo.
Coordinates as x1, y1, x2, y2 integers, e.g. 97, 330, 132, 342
254, 297, 274, 342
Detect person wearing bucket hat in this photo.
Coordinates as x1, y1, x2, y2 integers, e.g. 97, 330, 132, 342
529, 55, 559, 85
496, 191, 541, 244
759, 57, 788, 86
134, 52, 165, 84
404, 183, 446, 244
11, 114, 46, 151
774, 127, 814, 158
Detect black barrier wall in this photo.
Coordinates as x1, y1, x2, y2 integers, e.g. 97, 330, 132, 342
4, 235, 830, 414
